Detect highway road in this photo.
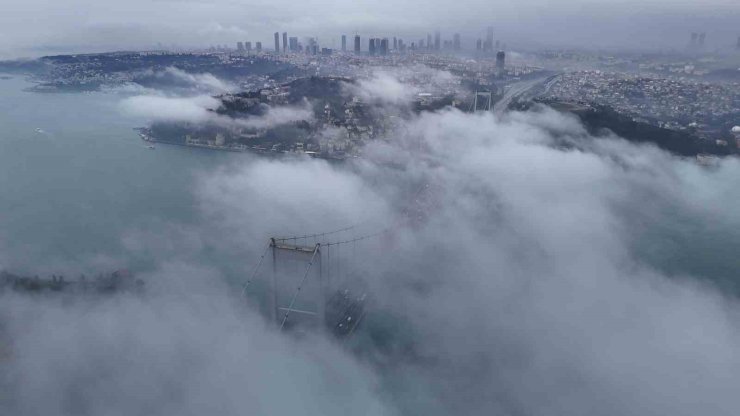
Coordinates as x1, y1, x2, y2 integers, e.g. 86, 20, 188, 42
493, 74, 561, 115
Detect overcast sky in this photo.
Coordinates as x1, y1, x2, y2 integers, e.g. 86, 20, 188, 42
1, 0, 739, 58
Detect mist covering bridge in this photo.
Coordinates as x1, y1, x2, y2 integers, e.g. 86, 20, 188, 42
242, 226, 385, 337
241, 183, 439, 337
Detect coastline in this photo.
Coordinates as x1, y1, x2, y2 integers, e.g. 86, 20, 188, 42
134, 128, 348, 162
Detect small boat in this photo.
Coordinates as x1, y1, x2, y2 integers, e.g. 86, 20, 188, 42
35, 128, 45, 134
147, 145, 155, 150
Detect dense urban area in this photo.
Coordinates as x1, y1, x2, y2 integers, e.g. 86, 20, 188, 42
2, 28, 739, 160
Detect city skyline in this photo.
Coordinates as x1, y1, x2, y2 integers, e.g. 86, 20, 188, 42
1, 0, 739, 58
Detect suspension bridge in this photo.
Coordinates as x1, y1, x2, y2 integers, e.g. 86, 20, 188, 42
242, 182, 441, 338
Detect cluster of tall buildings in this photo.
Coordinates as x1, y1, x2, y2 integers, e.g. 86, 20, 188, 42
475, 26, 502, 54
236, 40, 261, 52
232, 26, 506, 58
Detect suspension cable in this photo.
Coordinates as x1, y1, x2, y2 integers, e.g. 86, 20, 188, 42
241, 243, 271, 297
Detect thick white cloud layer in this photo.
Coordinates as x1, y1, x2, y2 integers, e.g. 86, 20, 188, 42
119, 92, 313, 128
3, 71, 740, 415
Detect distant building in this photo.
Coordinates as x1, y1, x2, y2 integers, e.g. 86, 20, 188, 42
245, 41, 252, 52
427, 34, 432, 50
698, 32, 706, 47
341, 35, 347, 51
321, 48, 333, 56
434, 31, 441, 50
274, 32, 280, 53
496, 50, 506, 72
393, 37, 398, 50
453, 33, 461, 51
690, 32, 698, 47
354, 35, 361, 54
237, 41, 244, 51
282, 32, 288, 53
305, 37, 319, 55
476, 38, 482, 51
256, 42, 262, 52
289, 37, 298, 52
369, 38, 376, 55
380, 38, 389, 55
485, 26, 494, 52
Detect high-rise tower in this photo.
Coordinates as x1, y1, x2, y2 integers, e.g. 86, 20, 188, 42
485, 26, 494, 52
496, 50, 505, 73
354, 35, 361, 54
341, 35, 347, 51
380, 38, 389, 55
274, 32, 280, 53
282, 32, 288, 53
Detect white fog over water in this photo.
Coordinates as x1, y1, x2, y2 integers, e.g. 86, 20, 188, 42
2, 71, 740, 416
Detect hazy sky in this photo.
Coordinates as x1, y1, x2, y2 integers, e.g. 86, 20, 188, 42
1, 0, 739, 57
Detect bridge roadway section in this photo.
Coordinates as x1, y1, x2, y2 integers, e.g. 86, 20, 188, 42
493, 74, 562, 115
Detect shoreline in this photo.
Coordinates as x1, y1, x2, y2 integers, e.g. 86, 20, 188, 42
134, 128, 349, 162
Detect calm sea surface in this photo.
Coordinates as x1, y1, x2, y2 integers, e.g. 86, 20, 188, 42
0, 76, 242, 276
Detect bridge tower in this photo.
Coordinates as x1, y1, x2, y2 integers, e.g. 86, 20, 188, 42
471, 91, 493, 112
269, 239, 325, 331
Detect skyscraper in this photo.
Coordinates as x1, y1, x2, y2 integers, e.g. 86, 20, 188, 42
690, 32, 698, 47
282, 32, 288, 53
380, 38, 389, 55
369, 38, 376, 55
698, 32, 706, 47
256, 42, 262, 52
341, 35, 347, 51
245, 42, 252, 52
486, 26, 494, 52
476, 39, 482, 51
289, 37, 298, 52
274, 32, 280, 53
453, 33, 461, 51
496, 50, 505, 73
427, 34, 432, 50
434, 31, 441, 50
393, 37, 398, 50
237, 41, 244, 51
354, 35, 361, 54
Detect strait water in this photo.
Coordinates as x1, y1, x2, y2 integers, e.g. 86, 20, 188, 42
0, 76, 242, 276
1, 74, 738, 293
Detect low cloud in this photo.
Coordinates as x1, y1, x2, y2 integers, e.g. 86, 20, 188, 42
119, 94, 220, 122
5, 70, 740, 416
136, 67, 236, 95
233, 102, 315, 129
347, 67, 457, 107
118, 94, 313, 129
